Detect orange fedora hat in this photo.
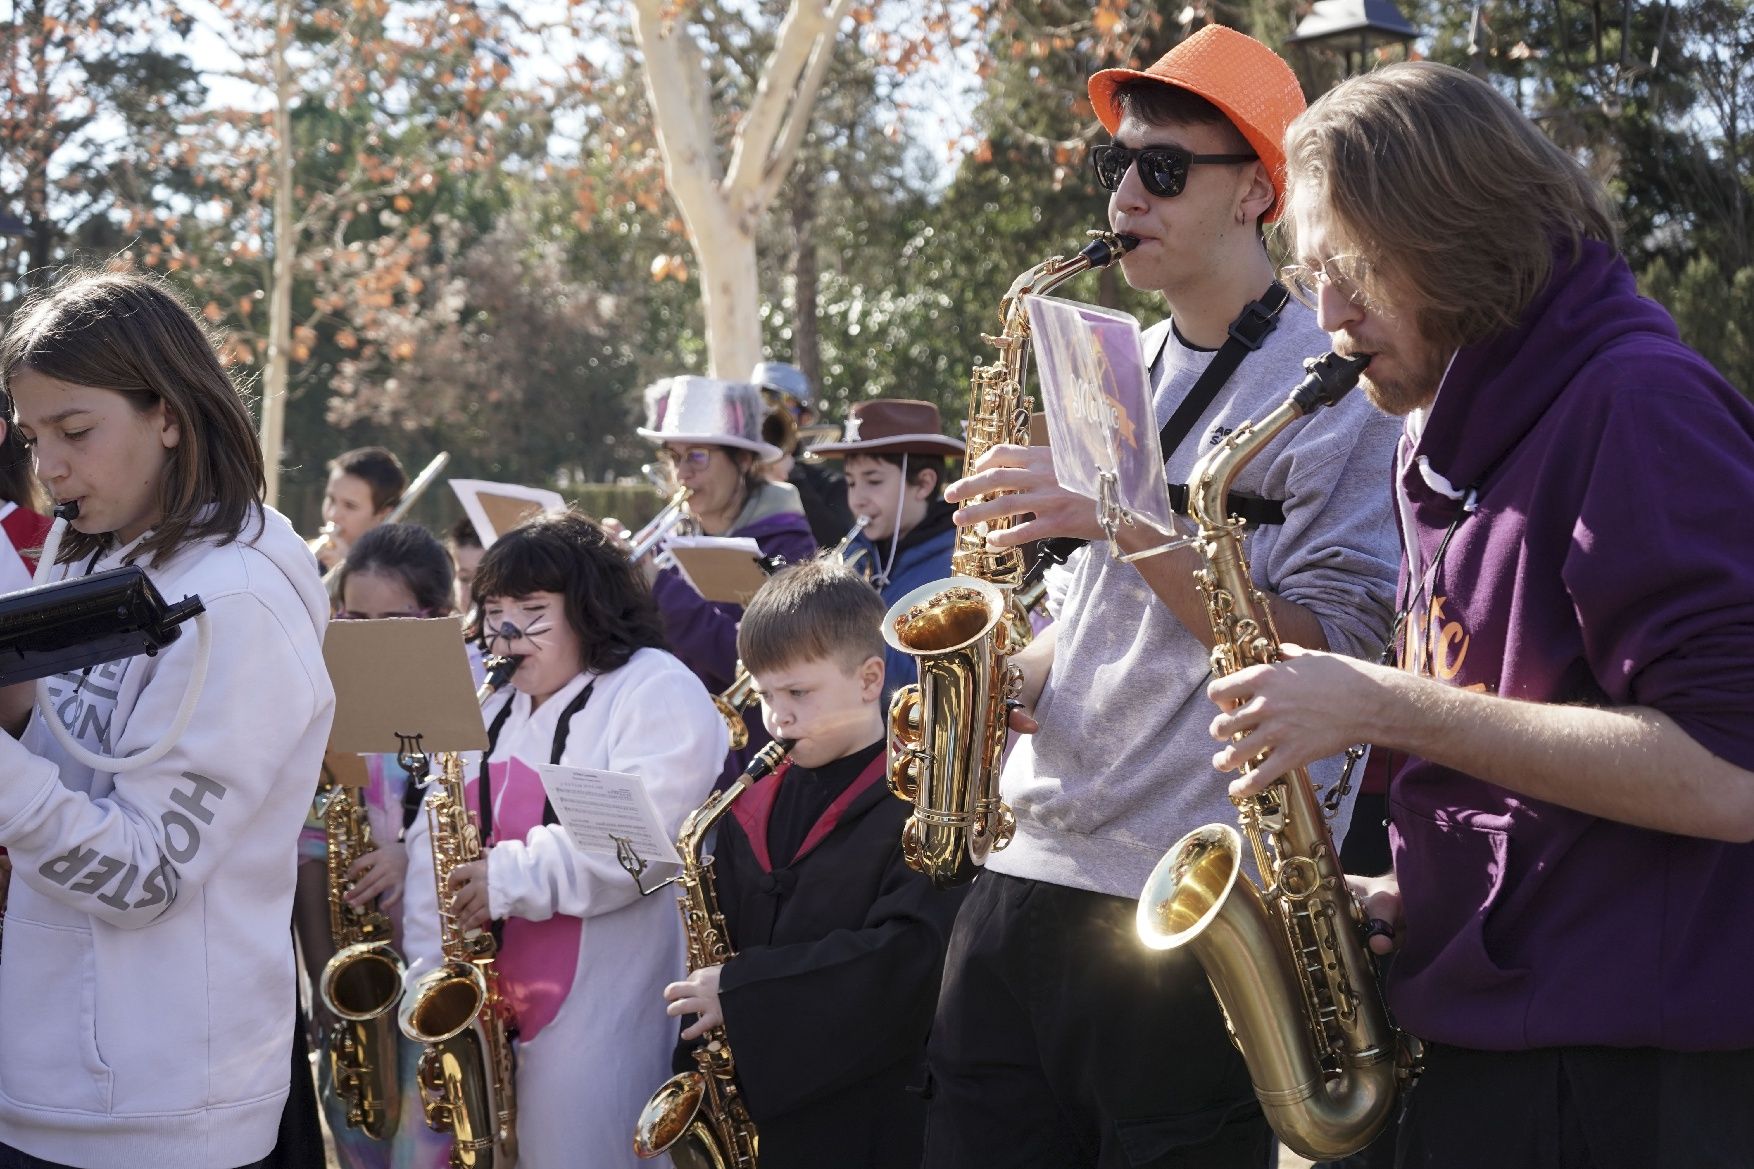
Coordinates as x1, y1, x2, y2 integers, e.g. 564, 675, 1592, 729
1087, 25, 1305, 221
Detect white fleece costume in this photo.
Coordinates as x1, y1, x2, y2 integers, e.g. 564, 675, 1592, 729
402, 646, 727, 1169
0, 507, 334, 1169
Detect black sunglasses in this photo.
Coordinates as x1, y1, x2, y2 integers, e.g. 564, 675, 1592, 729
1090, 143, 1258, 199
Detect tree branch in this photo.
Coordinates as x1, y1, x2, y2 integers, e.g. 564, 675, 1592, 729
752, 5, 850, 210
630, 0, 727, 236
724, 0, 852, 207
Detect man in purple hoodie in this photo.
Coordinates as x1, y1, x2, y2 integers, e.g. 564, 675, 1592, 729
1204, 61, 1754, 1168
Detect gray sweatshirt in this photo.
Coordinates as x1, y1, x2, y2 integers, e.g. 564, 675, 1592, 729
987, 305, 1402, 899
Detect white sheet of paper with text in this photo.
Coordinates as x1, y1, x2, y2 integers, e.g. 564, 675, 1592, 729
535, 764, 683, 866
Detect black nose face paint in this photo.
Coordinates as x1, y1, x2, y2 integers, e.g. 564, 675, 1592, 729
489, 619, 526, 643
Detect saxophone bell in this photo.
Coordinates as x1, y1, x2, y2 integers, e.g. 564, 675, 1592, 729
884, 229, 1134, 887
883, 578, 1017, 888
1133, 351, 1408, 1162
633, 737, 792, 1166
317, 780, 405, 1140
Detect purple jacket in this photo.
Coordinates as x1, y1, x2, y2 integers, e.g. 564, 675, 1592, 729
1388, 239, 1754, 1052
652, 508, 816, 694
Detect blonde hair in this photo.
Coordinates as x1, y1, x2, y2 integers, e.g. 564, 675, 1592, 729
1283, 61, 1617, 351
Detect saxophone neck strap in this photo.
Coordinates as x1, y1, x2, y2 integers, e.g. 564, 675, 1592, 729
1152, 281, 1290, 481
477, 679, 597, 839
1027, 282, 1290, 580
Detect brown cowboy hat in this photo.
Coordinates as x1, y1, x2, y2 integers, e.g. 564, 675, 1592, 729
808, 399, 966, 459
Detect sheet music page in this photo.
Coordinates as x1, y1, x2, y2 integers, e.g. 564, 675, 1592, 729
1024, 294, 1177, 537
535, 764, 684, 865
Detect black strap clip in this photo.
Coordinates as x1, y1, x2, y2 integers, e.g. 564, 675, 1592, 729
1227, 291, 1284, 352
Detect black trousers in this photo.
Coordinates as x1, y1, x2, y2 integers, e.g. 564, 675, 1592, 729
923, 872, 1269, 1169
1397, 1043, 1754, 1169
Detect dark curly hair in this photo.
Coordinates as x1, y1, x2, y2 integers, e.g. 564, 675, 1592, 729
471, 510, 667, 674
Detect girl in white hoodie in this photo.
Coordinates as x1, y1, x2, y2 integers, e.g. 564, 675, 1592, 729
0, 270, 335, 1169
400, 510, 727, 1169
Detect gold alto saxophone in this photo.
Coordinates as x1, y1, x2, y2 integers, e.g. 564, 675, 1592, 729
1135, 352, 1410, 1162
317, 774, 406, 1140
883, 230, 1138, 887
712, 515, 871, 751
633, 738, 794, 1168
400, 657, 522, 1169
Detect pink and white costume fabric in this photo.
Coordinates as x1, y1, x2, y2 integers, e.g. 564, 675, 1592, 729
401, 646, 727, 1169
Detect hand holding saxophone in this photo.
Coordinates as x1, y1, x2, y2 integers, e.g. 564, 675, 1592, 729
1347, 873, 1404, 957
444, 856, 492, 932
663, 962, 724, 1041
343, 841, 409, 910
1205, 642, 1393, 796
944, 443, 1107, 548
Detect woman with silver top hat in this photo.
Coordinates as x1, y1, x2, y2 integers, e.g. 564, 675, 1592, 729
808, 398, 964, 701
633, 376, 816, 735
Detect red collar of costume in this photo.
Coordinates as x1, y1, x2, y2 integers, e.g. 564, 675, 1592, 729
729, 751, 887, 873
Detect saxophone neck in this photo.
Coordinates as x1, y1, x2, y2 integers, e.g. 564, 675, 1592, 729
1001, 230, 1139, 305
1186, 351, 1372, 533
1188, 401, 1301, 533
676, 738, 794, 863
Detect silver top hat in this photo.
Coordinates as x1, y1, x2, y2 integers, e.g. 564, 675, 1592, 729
637, 376, 783, 463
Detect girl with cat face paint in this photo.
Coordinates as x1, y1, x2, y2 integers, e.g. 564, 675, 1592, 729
398, 510, 727, 1169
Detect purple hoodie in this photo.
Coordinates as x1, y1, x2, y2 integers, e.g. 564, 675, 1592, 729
1388, 239, 1754, 1052
652, 506, 816, 694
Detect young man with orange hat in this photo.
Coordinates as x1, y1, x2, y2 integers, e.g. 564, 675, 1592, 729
923, 25, 1402, 1167
809, 398, 965, 697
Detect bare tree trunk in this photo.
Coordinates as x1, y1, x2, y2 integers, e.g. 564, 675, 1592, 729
261, 0, 295, 507
630, 0, 855, 377
790, 179, 821, 392
691, 204, 764, 380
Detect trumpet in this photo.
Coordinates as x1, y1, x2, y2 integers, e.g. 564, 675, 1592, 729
625, 485, 697, 563
309, 522, 341, 566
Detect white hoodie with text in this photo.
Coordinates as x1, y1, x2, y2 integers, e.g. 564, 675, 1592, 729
0, 507, 334, 1169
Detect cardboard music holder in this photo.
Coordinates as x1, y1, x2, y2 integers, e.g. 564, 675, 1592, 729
321, 750, 371, 790
450, 479, 566, 548
664, 535, 770, 605
323, 617, 489, 755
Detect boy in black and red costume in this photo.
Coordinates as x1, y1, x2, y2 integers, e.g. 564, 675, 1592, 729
663, 556, 966, 1169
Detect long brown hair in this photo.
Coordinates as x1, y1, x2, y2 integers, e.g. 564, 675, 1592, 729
0, 269, 265, 566
1283, 61, 1618, 352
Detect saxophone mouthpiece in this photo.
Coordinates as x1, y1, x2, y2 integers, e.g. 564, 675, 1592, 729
1079, 231, 1141, 268
477, 654, 525, 701
52, 499, 80, 522
1290, 351, 1373, 414
744, 738, 795, 783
